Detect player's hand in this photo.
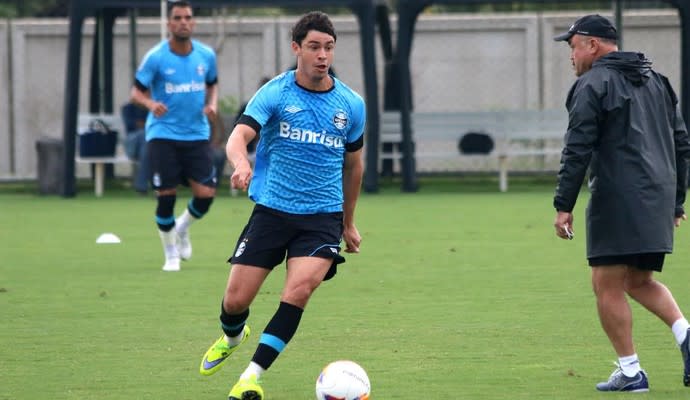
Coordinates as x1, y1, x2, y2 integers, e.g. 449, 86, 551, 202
675, 214, 687, 227
342, 224, 361, 253
230, 162, 252, 191
554, 211, 574, 240
204, 104, 217, 120
149, 101, 168, 118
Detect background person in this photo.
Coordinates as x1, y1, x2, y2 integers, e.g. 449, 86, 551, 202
552, 14, 690, 392
197, 11, 366, 400
121, 102, 149, 194
130, 0, 219, 272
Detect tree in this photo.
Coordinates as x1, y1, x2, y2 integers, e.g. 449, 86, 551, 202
0, 0, 68, 18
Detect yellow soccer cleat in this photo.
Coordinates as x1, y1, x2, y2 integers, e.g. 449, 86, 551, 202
228, 374, 264, 400
199, 325, 250, 376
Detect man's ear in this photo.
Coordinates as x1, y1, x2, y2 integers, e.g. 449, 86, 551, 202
584, 38, 595, 54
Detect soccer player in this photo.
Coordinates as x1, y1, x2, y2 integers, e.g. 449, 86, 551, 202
198, 11, 365, 400
552, 14, 690, 392
130, 0, 219, 272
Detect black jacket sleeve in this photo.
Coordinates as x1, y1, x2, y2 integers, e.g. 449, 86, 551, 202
661, 75, 690, 217
553, 77, 601, 212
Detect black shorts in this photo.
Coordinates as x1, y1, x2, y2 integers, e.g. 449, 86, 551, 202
229, 204, 345, 280
588, 253, 666, 272
148, 139, 217, 190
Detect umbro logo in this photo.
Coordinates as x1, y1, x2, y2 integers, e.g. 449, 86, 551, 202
164, 68, 175, 75
284, 105, 302, 113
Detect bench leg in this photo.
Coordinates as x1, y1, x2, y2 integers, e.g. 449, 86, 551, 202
498, 155, 508, 192
94, 162, 104, 197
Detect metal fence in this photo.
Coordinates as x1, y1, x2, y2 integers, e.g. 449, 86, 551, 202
0, 9, 682, 180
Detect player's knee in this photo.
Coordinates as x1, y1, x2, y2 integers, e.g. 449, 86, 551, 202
282, 284, 319, 308
223, 295, 251, 314
192, 183, 216, 199
623, 276, 652, 294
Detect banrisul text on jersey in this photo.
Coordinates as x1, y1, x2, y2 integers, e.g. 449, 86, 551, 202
279, 122, 345, 148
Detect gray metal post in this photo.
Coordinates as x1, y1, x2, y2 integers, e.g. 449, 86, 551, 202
614, 0, 624, 50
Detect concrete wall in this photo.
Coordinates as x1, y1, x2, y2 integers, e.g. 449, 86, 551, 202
0, 10, 681, 180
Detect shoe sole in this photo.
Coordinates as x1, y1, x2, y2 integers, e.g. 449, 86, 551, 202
228, 391, 262, 400
596, 388, 649, 393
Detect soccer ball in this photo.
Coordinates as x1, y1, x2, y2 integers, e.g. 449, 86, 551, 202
315, 360, 371, 400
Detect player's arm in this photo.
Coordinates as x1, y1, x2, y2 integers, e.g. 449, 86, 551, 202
205, 51, 220, 121
662, 76, 690, 222
204, 82, 219, 121
226, 118, 258, 191
342, 146, 364, 253
130, 81, 167, 118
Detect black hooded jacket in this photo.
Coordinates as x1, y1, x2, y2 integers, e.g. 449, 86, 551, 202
553, 51, 690, 257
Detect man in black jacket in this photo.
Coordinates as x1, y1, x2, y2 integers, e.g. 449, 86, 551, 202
553, 14, 690, 392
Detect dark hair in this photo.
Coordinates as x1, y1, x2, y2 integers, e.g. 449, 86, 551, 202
168, 1, 192, 18
291, 11, 337, 45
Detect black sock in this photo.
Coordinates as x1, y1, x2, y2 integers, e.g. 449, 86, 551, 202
251, 301, 303, 370
156, 195, 176, 231
219, 302, 249, 338
188, 197, 213, 219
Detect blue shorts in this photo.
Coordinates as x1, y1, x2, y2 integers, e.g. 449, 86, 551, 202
229, 204, 345, 280
148, 139, 217, 190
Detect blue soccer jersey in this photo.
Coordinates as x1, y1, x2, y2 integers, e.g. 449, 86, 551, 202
243, 71, 366, 214
135, 40, 217, 141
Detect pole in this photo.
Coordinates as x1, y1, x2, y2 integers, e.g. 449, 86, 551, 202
129, 9, 138, 80
98, 13, 105, 111
160, 0, 166, 41
614, 0, 624, 50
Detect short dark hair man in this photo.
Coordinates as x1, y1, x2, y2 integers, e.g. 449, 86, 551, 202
198, 11, 366, 400
130, 0, 219, 271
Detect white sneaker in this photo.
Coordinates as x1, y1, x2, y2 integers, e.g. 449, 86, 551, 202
162, 257, 181, 272
176, 228, 192, 260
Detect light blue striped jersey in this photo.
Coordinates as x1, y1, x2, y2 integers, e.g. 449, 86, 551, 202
135, 39, 217, 141
244, 71, 366, 214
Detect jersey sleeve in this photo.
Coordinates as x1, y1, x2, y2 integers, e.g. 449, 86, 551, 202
347, 94, 366, 143
243, 78, 280, 127
206, 49, 218, 85
135, 48, 159, 90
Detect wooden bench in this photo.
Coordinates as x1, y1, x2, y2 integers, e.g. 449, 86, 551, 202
379, 110, 568, 191
76, 113, 133, 197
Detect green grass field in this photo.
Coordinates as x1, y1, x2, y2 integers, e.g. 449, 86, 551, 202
3, 176, 690, 399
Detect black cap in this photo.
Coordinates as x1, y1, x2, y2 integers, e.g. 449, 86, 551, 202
554, 14, 618, 42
